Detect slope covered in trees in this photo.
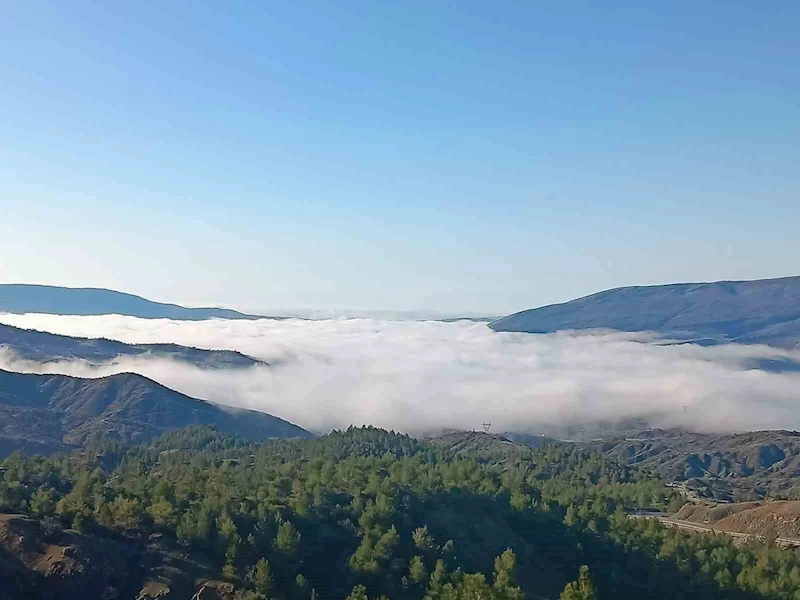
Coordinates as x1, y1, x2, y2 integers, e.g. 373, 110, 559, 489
2, 426, 800, 599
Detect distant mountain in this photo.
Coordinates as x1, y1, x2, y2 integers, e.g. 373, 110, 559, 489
0, 369, 312, 457
0, 322, 264, 368
490, 276, 800, 348
0, 284, 266, 320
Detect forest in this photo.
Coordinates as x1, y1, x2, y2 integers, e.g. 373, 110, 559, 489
3, 426, 800, 599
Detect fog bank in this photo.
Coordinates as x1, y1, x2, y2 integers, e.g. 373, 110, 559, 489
1, 313, 799, 434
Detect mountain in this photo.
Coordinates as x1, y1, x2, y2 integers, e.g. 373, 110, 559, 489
0, 284, 266, 320
588, 429, 800, 502
490, 276, 800, 348
0, 369, 312, 457
0, 322, 264, 368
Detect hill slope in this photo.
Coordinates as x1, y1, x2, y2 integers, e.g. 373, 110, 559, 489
675, 501, 800, 539
429, 431, 539, 466
0, 369, 311, 457
0, 284, 265, 320
0, 322, 264, 368
490, 276, 800, 348
590, 429, 800, 502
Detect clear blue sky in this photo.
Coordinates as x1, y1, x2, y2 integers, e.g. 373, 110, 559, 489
1, 2, 798, 315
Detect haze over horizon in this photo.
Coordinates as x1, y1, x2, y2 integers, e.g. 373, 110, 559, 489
2, 2, 799, 314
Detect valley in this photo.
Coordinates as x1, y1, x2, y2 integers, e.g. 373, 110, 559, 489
5, 4, 798, 596
3, 281, 800, 599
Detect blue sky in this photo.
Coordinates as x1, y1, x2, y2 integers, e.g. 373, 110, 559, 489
1, 2, 798, 315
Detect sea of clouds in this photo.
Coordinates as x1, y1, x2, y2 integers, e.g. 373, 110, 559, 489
1, 313, 800, 435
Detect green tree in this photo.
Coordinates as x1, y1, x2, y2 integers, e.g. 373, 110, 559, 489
224, 532, 241, 579
413, 525, 435, 550
110, 496, 142, 530
560, 565, 596, 600
346, 584, 369, 600
493, 549, 523, 600
218, 512, 238, 540
409, 555, 428, 584
426, 559, 449, 600
374, 525, 398, 560
149, 500, 175, 527
294, 573, 308, 596
564, 505, 578, 527
350, 534, 379, 573
30, 487, 56, 516
457, 573, 495, 599
275, 521, 300, 555
254, 558, 272, 596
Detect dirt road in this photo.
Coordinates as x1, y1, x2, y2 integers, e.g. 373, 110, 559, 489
631, 513, 800, 548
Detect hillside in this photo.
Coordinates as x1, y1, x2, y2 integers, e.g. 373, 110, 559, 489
590, 429, 800, 502
0, 322, 264, 368
675, 501, 800, 540
4, 425, 787, 600
490, 276, 800, 348
0, 369, 311, 457
429, 431, 539, 466
0, 284, 266, 320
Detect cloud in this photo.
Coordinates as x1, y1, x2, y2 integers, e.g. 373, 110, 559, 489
1, 313, 800, 435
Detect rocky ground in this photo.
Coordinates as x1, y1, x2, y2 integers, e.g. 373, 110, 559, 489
0, 513, 249, 599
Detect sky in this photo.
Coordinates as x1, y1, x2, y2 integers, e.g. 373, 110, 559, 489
1, 2, 798, 315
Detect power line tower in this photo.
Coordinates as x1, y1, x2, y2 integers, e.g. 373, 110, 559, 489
482, 422, 492, 433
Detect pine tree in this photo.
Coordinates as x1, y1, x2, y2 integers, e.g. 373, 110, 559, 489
254, 558, 272, 596
223, 533, 241, 580
413, 525, 435, 550
409, 555, 428, 584
374, 525, 398, 560
346, 584, 369, 600
560, 565, 596, 600
30, 487, 56, 516
149, 500, 175, 527
426, 559, 449, 600
275, 521, 300, 555
493, 549, 523, 600
564, 505, 578, 527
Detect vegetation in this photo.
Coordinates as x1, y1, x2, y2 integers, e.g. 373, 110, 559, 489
591, 428, 800, 502
2, 425, 800, 599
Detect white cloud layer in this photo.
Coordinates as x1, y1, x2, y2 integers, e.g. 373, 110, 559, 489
1, 313, 800, 435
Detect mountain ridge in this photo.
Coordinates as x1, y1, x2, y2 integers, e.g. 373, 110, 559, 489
490, 275, 800, 348
0, 284, 270, 321
0, 368, 312, 457
0, 322, 264, 368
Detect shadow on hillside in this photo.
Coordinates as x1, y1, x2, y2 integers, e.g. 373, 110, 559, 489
418, 489, 763, 600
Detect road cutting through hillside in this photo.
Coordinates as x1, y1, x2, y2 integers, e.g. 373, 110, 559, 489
631, 512, 800, 548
